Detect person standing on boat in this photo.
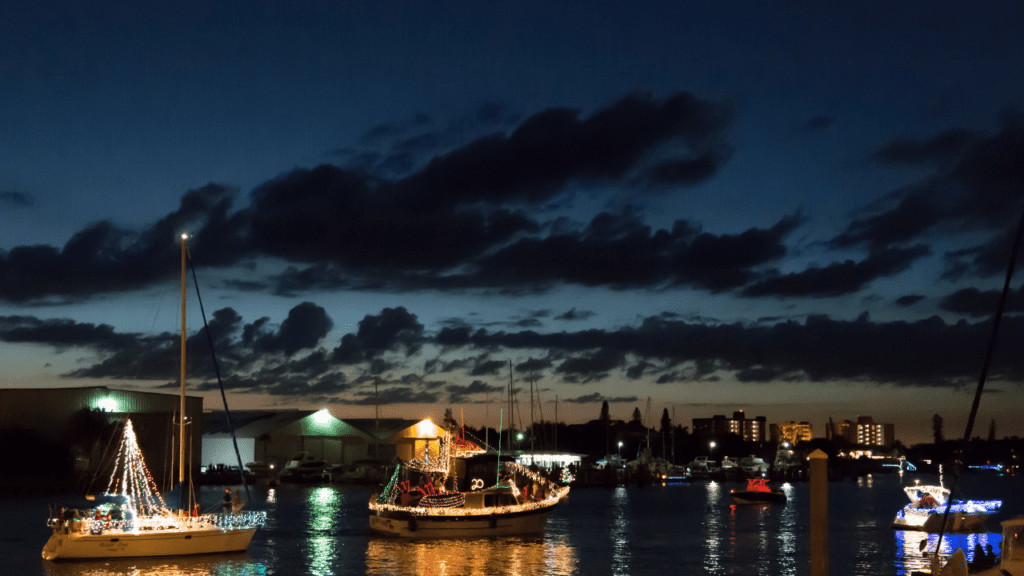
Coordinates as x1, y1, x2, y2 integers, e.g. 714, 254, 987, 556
232, 489, 244, 513
223, 488, 233, 512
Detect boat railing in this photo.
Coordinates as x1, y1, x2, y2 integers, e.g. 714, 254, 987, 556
48, 511, 267, 534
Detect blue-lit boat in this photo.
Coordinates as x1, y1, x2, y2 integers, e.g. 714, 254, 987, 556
892, 484, 1001, 532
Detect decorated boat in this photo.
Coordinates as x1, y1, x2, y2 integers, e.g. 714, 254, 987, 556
730, 478, 786, 504
42, 235, 266, 561
369, 432, 569, 538
892, 484, 1000, 532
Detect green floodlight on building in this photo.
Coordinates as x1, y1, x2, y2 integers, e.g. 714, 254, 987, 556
516, 432, 524, 441
94, 397, 119, 412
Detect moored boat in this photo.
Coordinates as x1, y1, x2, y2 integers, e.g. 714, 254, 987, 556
892, 484, 1000, 532
41, 234, 266, 561
369, 433, 569, 538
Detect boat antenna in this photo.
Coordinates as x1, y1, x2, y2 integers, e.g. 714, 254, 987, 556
933, 206, 1024, 557
185, 240, 253, 502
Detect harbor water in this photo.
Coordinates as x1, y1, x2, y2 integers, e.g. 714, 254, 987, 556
3, 472, 1021, 576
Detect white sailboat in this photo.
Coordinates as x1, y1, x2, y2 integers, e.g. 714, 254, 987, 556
42, 234, 266, 561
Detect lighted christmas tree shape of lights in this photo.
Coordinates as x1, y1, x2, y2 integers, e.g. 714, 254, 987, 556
105, 419, 168, 514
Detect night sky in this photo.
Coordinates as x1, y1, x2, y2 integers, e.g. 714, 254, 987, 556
3, 2, 1024, 445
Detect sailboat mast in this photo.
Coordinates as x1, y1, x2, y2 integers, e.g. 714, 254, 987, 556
179, 234, 187, 485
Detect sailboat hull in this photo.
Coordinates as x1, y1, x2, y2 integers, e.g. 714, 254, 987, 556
42, 526, 258, 560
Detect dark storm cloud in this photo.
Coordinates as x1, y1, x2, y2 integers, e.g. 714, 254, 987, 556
555, 308, 595, 321
741, 245, 930, 298
0, 184, 238, 303
338, 386, 440, 406
874, 129, 976, 165
335, 104, 520, 178
554, 350, 626, 383
0, 190, 33, 208
26, 293, 1024, 401
247, 92, 732, 274
399, 92, 732, 207
939, 285, 1024, 317
894, 295, 926, 307
0, 92, 740, 304
836, 118, 1024, 276
447, 380, 504, 404
644, 151, 728, 186
469, 359, 506, 376
331, 307, 424, 365
252, 302, 333, 356
0, 315, 138, 351
561, 393, 638, 404
450, 312, 1024, 387
472, 211, 800, 292
63, 301, 341, 386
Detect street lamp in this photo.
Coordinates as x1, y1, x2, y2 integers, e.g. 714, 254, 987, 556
709, 441, 716, 459
618, 441, 623, 463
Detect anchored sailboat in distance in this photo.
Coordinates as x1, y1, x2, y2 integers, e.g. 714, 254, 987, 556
42, 234, 266, 561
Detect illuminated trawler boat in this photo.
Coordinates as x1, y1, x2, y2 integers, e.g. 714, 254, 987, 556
892, 484, 1001, 532
369, 432, 570, 538
42, 235, 266, 560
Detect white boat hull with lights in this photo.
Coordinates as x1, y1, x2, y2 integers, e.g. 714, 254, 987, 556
892, 484, 1000, 532
42, 518, 259, 560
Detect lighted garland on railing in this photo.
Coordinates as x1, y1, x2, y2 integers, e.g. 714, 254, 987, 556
368, 485, 570, 517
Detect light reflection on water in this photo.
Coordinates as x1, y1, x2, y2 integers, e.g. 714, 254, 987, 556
365, 536, 578, 576
305, 486, 341, 576
41, 554, 266, 576
703, 480, 724, 573
609, 486, 631, 575
10, 475, 1019, 576
895, 530, 1000, 575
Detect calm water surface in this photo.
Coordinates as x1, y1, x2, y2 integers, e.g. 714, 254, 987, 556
4, 473, 1021, 576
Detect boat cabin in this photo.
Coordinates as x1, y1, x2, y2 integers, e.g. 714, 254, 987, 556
463, 487, 522, 509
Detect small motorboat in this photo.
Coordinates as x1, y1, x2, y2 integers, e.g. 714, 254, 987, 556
730, 478, 786, 504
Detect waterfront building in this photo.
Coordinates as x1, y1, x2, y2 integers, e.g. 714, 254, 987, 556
202, 410, 441, 469
0, 386, 203, 481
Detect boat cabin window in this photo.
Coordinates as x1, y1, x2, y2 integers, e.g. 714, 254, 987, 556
484, 492, 520, 507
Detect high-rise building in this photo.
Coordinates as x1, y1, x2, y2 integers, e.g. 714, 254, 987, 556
826, 416, 893, 448
692, 410, 767, 442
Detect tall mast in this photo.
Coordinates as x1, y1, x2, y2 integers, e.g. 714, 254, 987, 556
179, 233, 187, 485
529, 358, 535, 457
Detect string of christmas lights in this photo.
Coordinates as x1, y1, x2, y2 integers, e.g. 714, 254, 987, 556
104, 420, 168, 513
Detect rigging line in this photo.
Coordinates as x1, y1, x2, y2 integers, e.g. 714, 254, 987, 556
934, 205, 1024, 557
82, 417, 126, 495
185, 247, 252, 503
